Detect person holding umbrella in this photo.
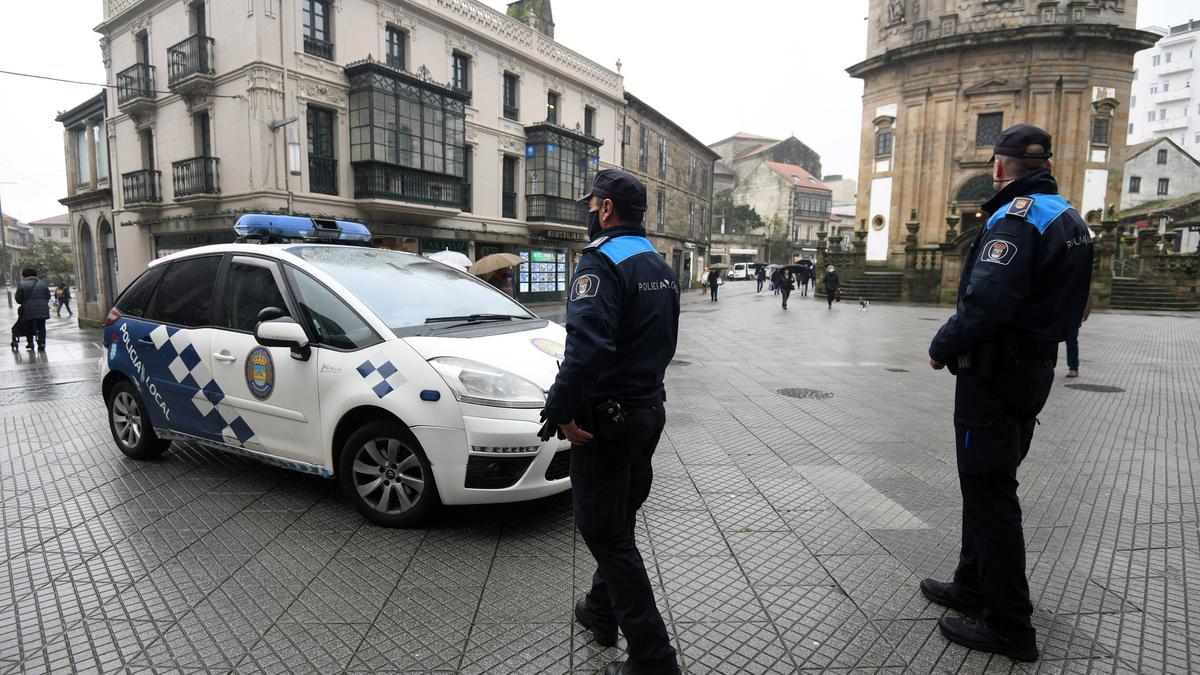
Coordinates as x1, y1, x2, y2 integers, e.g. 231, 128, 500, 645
469, 252, 524, 296
755, 264, 766, 293
707, 267, 721, 302
780, 269, 795, 310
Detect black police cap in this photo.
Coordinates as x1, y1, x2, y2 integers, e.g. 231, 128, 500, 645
990, 123, 1053, 164
578, 169, 648, 214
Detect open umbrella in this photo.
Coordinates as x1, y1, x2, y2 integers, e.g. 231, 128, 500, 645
707, 263, 730, 270
425, 249, 472, 270
469, 252, 524, 276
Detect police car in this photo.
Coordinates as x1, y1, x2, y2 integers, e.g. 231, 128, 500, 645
100, 215, 571, 527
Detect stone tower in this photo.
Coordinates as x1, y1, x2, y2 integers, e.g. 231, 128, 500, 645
848, 0, 1158, 263
506, 0, 555, 39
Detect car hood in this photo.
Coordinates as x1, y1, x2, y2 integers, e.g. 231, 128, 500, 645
401, 321, 568, 390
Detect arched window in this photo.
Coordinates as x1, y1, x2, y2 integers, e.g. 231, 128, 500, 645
98, 219, 118, 309
955, 174, 994, 205
79, 220, 97, 302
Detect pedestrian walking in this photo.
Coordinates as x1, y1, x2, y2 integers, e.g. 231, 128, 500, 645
925, 124, 1092, 662
486, 267, 514, 296
755, 264, 766, 293
707, 267, 720, 302
1064, 296, 1090, 378
780, 269, 795, 310
771, 267, 782, 295
798, 264, 811, 297
56, 285, 73, 317
14, 268, 51, 351
538, 169, 681, 675
823, 265, 839, 309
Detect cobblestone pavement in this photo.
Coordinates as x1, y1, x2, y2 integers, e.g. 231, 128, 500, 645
1, 282, 1197, 674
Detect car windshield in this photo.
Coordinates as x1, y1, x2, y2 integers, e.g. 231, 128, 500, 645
287, 246, 535, 333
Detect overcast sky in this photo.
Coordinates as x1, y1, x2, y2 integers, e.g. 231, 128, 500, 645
0, 0, 1188, 222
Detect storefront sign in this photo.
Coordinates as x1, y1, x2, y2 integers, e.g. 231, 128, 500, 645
538, 229, 588, 242
420, 238, 468, 254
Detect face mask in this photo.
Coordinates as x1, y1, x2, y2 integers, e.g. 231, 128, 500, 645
587, 209, 602, 241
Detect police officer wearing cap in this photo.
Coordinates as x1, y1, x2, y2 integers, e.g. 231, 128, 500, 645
924, 124, 1093, 661
539, 169, 681, 675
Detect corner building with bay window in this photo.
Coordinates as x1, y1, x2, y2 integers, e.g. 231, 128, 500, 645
96, 0, 620, 303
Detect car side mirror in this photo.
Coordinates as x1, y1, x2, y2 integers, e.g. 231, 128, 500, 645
257, 306, 287, 323
255, 316, 311, 361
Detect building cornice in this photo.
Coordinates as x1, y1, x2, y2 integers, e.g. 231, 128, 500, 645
624, 92, 721, 162
59, 188, 114, 209
847, 24, 1160, 79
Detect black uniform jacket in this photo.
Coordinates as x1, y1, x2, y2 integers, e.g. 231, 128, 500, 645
542, 225, 681, 425
929, 169, 1093, 364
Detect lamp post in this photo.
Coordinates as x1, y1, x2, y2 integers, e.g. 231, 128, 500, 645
0, 181, 17, 307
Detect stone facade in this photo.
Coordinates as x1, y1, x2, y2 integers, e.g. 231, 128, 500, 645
620, 93, 717, 288
848, 0, 1158, 264
96, 0, 623, 303
28, 215, 74, 249
1120, 138, 1200, 211
56, 91, 117, 325
731, 160, 832, 261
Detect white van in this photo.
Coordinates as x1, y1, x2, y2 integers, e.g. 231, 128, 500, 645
729, 262, 751, 280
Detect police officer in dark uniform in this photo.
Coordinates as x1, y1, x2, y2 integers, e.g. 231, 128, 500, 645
924, 124, 1093, 661
539, 169, 680, 675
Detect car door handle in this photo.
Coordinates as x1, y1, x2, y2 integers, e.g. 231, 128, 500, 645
213, 351, 237, 363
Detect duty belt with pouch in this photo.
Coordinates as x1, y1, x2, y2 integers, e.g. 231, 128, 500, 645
589, 399, 627, 442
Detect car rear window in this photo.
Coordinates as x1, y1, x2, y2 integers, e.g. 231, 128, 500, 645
145, 255, 222, 327
114, 265, 166, 318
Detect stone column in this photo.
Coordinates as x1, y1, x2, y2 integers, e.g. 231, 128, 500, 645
944, 201, 960, 244
1091, 204, 1119, 310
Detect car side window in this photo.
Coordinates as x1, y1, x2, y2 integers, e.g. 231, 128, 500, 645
115, 266, 166, 318
144, 256, 221, 327
222, 260, 289, 333
285, 266, 379, 350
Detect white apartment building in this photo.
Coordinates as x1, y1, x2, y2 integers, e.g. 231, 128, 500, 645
96, 0, 623, 303
1129, 20, 1200, 150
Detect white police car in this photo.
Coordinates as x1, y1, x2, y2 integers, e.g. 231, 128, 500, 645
100, 215, 571, 527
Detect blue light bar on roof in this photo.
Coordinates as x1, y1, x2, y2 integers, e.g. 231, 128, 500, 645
233, 214, 372, 243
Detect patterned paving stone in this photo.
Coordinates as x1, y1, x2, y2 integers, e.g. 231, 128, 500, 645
1, 294, 1198, 672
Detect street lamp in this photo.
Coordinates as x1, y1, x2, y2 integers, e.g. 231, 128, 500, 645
0, 180, 17, 306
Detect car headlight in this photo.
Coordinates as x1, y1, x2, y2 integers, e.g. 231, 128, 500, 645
428, 357, 546, 409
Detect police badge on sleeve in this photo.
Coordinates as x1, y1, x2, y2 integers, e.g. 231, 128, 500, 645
981, 239, 1018, 265
571, 274, 600, 301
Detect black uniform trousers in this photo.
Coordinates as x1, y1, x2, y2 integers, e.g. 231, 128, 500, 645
951, 360, 1053, 640
573, 405, 678, 674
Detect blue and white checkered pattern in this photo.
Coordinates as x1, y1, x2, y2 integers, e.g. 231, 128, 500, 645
356, 358, 406, 398
147, 324, 261, 449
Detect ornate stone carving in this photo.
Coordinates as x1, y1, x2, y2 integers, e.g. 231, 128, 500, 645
99, 37, 111, 68
182, 87, 214, 110
888, 0, 905, 24
535, 38, 620, 91
106, 0, 141, 19
434, 0, 534, 48
245, 65, 284, 93
295, 77, 347, 107
498, 135, 524, 154
129, 13, 150, 36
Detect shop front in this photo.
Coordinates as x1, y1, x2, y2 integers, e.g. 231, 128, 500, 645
154, 229, 236, 258
516, 245, 570, 303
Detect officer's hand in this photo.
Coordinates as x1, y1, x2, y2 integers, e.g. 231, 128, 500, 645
560, 421, 593, 446
929, 356, 945, 370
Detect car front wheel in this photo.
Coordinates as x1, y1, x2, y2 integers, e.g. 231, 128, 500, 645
106, 380, 171, 460
339, 421, 438, 527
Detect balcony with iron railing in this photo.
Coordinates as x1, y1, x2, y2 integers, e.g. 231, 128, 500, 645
309, 156, 338, 196
503, 105, 519, 121
304, 35, 333, 60
502, 191, 518, 219
352, 161, 465, 210
526, 195, 587, 226
116, 63, 156, 114
122, 169, 162, 207
171, 157, 220, 199
167, 34, 215, 92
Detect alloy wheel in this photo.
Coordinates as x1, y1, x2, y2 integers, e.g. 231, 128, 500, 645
351, 437, 426, 515
112, 391, 142, 448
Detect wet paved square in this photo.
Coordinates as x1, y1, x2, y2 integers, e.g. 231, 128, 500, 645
1, 284, 1197, 673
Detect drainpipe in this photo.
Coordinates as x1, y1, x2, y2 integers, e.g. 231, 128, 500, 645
279, 0, 293, 214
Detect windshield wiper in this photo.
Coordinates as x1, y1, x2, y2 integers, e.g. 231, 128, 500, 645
424, 313, 529, 325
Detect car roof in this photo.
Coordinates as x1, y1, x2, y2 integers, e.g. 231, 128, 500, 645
150, 243, 425, 266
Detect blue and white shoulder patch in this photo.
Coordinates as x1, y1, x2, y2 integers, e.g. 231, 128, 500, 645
598, 236, 657, 265
571, 274, 600, 301
987, 193, 1073, 234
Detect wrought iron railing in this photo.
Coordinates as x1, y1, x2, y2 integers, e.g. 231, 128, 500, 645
303, 35, 333, 60
352, 161, 464, 209
526, 195, 587, 225
502, 191, 517, 219
122, 169, 162, 205
503, 105, 519, 121
116, 64, 155, 105
167, 34, 214, 86
462, 184, 472, 213
171, 157, 220, 198
308, 156, 338, 196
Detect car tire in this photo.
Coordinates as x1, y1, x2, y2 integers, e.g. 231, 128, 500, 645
339, 421, 438, 527
106, 380, 171, 460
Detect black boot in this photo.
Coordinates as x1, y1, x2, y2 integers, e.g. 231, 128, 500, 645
939, 617, 1038, 662
919, 578, 981, 617
575, 597, 617, 647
